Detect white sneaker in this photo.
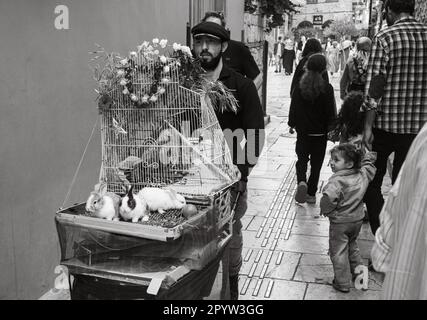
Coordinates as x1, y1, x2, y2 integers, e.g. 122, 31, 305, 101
295, 182, 308, 203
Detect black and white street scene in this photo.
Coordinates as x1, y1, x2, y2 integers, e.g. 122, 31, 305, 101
1, 0, 427, 303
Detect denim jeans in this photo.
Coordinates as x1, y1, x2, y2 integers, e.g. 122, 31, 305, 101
329, 220, 363, 289
295, 134, 327, 196
220, 186, 248, 299
364, 128, 416, 235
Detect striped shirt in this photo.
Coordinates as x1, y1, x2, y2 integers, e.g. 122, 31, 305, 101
363, 17, 427, 134
371, 122, 427, 299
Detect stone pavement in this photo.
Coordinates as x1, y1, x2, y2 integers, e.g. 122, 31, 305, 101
41, 66, 387, 301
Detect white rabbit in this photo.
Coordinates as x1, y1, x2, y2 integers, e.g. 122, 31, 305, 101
119, 185, 149, 223
138, 187, 186, 214
85, 183, 120, 221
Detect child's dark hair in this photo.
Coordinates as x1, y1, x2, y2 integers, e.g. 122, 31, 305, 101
331, 143, 363, 169
336, 92, 365, 140
299, 53, 327, 101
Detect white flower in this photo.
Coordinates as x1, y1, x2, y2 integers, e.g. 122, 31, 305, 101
129, 51, 137, 57
150, 95, 158, 102
181, 46, 192, 57
120, 79, 128, 86
122, 88, 130, 95
154, 50, 160, 55
152, 38, 160, 45
143, 41, 150, 48
117, 69, 125, 77
158, 87, 166, 94
163, 66, 170, 73
161, 78, 170, 84
147, 45, 154, 52
130, 94, 139, 102
160, 55, 167, 64
160, 39, 168, 48
142, 95, 150, 103
173, 43, 181, 51
120, 58, 128, 66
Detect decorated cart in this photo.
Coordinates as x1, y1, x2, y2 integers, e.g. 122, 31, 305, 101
55, 39, 241, 299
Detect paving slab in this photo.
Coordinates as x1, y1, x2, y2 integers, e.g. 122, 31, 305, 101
295, 254, 382, 291
305, 283, 381, 300
239, 276, 307, 300
277, 234, 329, 255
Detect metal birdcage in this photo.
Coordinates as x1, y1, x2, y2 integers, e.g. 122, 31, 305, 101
100, 55, 239, 197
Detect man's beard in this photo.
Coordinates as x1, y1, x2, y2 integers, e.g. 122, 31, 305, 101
200, 51, 222, 71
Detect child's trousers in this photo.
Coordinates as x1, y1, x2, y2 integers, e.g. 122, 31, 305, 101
295, 134, 327, 195
329, 220, 363, 289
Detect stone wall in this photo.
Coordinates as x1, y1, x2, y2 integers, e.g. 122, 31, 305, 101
415, 0, 427, 24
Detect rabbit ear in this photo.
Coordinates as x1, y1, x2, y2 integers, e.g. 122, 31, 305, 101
167, 188, 177, 197
127, 185, 134, 198
99, 183, 107, 195
94, 183, 102, 193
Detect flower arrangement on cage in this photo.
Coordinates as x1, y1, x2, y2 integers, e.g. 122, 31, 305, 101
90, 38, 239, 114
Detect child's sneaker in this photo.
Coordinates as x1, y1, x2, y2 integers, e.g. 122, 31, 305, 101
306, 195, 316, 204
332, 279, 350, 293
295, 182, 308, 203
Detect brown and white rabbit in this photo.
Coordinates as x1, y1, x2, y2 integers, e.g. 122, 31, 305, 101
119, 185, 149, 223
85, 183, 120, 221
138, 187, 186, 214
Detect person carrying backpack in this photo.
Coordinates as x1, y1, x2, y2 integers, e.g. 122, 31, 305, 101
340, 37, 372, 100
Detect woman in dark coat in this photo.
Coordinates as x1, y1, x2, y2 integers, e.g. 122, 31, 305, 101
290, 38, 329, 96
282, 39, 296, 75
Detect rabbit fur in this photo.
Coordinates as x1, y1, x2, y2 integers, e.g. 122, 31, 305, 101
119, 185, 149, 223
85, 183, 120, 221
138, 187, 186, 214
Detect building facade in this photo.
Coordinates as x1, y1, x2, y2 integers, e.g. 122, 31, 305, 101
291, 0, 368, 31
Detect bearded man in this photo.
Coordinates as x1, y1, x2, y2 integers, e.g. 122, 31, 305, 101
191, 21, 265, 300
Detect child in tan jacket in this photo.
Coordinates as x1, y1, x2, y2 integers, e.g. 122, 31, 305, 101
320, 143, 376, 292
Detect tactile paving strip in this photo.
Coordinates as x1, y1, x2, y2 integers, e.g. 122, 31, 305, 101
241, 161, 299, 298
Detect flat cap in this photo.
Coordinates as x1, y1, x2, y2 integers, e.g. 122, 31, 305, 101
191, 21, 230, 42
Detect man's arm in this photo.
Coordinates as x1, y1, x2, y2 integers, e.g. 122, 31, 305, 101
240, 79, 265, 176
362, 35, 389, 150
360, 150, 377, 182
363, 109, 376, 151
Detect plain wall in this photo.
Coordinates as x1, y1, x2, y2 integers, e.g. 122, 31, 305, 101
226, 0, 245, 41
0, 0, 188, 299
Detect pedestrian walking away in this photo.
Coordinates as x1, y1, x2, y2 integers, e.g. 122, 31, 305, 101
191, 21, 265, 300
282, 38, 296, 75
288, 53, 337, 205
326, 41, 340, 76
362, 0, 427, 238
274, 36, 284, 73
340, 37, 372, 100
290, 38, 329, 96
320, 144, 377, 293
